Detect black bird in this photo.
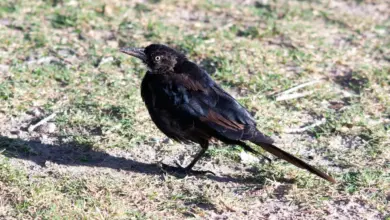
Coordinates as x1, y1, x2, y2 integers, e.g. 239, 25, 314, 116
120, 44, 336, 183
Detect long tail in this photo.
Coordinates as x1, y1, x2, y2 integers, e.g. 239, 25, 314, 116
249, 135, 336, 183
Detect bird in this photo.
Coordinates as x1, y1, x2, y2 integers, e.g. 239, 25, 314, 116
120, 44, 336, 183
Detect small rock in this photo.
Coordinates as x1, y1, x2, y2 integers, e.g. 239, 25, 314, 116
104, 31, 116, 41
98, 56, 114, 66
37, 123, 56, 133
103, 4, 115, 17
28, 108, 44, 117
0, 64, 9, 73
240, 151, 260, 164
162, 138, 172, 144
107, 40, 118, 48
40, 134, 48, 141
46, 123, 56, 133
339, 126, 349, 133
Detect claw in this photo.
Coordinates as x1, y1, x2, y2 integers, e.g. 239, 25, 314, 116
160, 162, 216, 176
190, 169, 216, 176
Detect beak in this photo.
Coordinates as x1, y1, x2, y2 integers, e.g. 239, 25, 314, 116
120, 47, 146, 62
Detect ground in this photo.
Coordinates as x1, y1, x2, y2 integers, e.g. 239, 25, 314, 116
0, 0, 389, 219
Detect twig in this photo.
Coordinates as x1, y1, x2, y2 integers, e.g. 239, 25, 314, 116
284, 118, 327, 133
28, 112, 57, 132
276, 91, 314, 101
219, 199, 237, 212
277, 79, 324, 96
48, 49, 73, 65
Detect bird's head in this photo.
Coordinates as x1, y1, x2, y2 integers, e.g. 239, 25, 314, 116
120, 44, 186, 72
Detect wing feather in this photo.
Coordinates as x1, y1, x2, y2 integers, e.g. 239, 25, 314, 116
171, 61, 258, 140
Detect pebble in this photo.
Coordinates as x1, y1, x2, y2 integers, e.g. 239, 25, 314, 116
0, 64, 9, 73
240, 151, 260, 164
28, 108, 43, 117
37, 123, 56, 133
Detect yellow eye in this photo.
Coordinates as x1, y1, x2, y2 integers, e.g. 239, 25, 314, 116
155, 56, 161, 61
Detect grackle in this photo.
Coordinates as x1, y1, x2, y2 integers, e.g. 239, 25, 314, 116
120, 44, 335, 183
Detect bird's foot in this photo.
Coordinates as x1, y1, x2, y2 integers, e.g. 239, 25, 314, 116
160, 162, 215, 176
174, 161, 216, 176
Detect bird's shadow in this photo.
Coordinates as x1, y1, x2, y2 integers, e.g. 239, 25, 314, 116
0, 136, 288, 184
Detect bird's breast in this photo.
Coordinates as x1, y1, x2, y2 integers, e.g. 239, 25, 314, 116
142, 74, 191, 109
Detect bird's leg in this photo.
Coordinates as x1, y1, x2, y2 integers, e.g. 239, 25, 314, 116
172, 142, 215, 175
176, 143, 216, 175
175, 147, 206, 170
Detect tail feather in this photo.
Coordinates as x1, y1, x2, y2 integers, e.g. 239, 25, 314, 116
251, 137, 336, 183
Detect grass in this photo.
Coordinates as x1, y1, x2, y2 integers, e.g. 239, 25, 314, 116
0, 0, 389, 219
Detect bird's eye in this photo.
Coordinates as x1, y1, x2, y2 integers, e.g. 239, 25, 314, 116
155, 56, 161, 61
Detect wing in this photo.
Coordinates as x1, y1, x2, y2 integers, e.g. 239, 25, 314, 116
171, 61, 272, 142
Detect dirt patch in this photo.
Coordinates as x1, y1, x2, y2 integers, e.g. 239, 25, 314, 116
1, 106, 387, 219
